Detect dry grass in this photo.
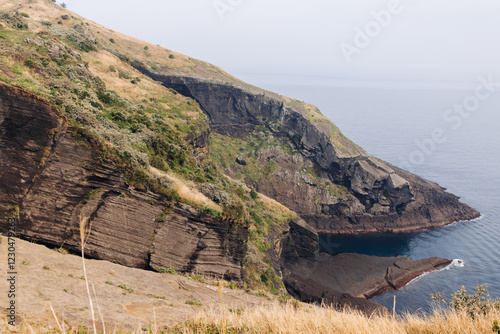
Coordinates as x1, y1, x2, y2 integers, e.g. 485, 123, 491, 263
181, 303, 500, 334
258, 192, 296, 220
79, 214, 97, 334
149, 167, 222, 212
6, 303, 500, 333
2, 0, 363, 156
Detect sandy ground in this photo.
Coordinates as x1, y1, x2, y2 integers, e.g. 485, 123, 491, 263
0, 238, 273, 332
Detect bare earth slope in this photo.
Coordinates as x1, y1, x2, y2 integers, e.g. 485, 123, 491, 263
0, 238, 272, 331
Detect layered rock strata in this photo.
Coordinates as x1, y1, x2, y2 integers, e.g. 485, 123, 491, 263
0, 82, 247, 280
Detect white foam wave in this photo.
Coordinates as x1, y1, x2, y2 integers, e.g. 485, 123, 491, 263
406, 271, 429, 286
404, 259, 464, 287
442, 214, 485, 229
446, 259, 465, 269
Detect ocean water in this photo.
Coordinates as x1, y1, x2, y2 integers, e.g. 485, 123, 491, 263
239, 74, 500, 313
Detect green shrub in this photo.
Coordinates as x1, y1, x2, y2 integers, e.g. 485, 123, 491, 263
24, 59, 36, 68
144, 45, 149, 50
8, 206, 20, 218
96, 89, 116, 105
431, 284, 500, 318
19, 12, 29, 18
42, 21, 52, 27
169, 54, 175, 59
57, 247, 68, 255
159, 267, 176, 274
118, 284, 134, 293
61, 15, 69, 20
185, 299, 202, 306
76, 40, 97, 52
118, 69, 129, 79
260, 273, 269, 284
108, 65, 116, 72
109, 38, 115, 44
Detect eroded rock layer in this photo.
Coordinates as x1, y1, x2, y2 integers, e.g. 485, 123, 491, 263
137, 72, 479, 234
273, 218, 451, 312
0, 82, 247, 280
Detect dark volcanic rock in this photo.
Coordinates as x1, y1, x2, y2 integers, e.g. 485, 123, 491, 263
235, 156, 247, 165
285, 253, 452, 300
0, 82, 247, 280
275, 218, 451, 313
133, 70, 480, 234
282, 218, 319, 260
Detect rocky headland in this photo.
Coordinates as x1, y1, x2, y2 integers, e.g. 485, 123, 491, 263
271, 218, 453, 312
0, 0, 480, 320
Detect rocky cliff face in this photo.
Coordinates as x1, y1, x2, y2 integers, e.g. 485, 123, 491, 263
0, 82, 247, 280
133, 71, 480, 234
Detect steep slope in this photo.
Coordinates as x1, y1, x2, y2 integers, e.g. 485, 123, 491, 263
0, 0, 479, 309
0, 81, 247, 279
136, 71, 479, 234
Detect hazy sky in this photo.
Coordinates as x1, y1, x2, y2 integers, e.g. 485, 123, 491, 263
65, 0, 500, 82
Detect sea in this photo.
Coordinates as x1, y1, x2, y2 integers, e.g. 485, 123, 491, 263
238, 73, 500, 313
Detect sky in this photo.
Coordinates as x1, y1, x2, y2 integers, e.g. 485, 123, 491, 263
64, 0, 500, 83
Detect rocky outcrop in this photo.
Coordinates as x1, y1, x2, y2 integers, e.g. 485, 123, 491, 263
281, 218, 319, 261
273, 218, 451, 312
0, 81, 247, 280
133, 71, 479, 234
284, 253, 452, 300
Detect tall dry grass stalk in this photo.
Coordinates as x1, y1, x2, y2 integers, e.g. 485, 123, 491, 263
91, 284, 105, 333
48, 302, 62, 333
79, 214, 97, 334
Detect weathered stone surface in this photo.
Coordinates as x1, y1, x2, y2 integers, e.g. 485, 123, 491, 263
0, 81, 65, 217
0, 82, 247, 279
133, 71, 479, 235
150, 203, 247, 280
284, 218, 319, 260
284, 253, 452, 300
274, 218, 451, 312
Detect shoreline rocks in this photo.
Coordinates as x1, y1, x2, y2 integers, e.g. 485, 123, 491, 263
274, 218, 453, 313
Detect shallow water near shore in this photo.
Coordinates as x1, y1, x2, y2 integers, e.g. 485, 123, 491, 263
238, 74, 500, 313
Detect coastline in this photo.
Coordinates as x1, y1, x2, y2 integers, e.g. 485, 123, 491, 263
281, 252, 454, 312
316, 213, 483, 236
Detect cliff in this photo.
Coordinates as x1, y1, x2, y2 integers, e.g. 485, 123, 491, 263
133, 71, 480, 234
0, 82, 247, 280
0, 0, 479, 311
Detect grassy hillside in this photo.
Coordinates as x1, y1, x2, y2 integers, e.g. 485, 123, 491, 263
1, 2, 499, 333
0, 0, 297, 294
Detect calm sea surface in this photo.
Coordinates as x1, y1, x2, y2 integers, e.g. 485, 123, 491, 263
239, 74, 500, 313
